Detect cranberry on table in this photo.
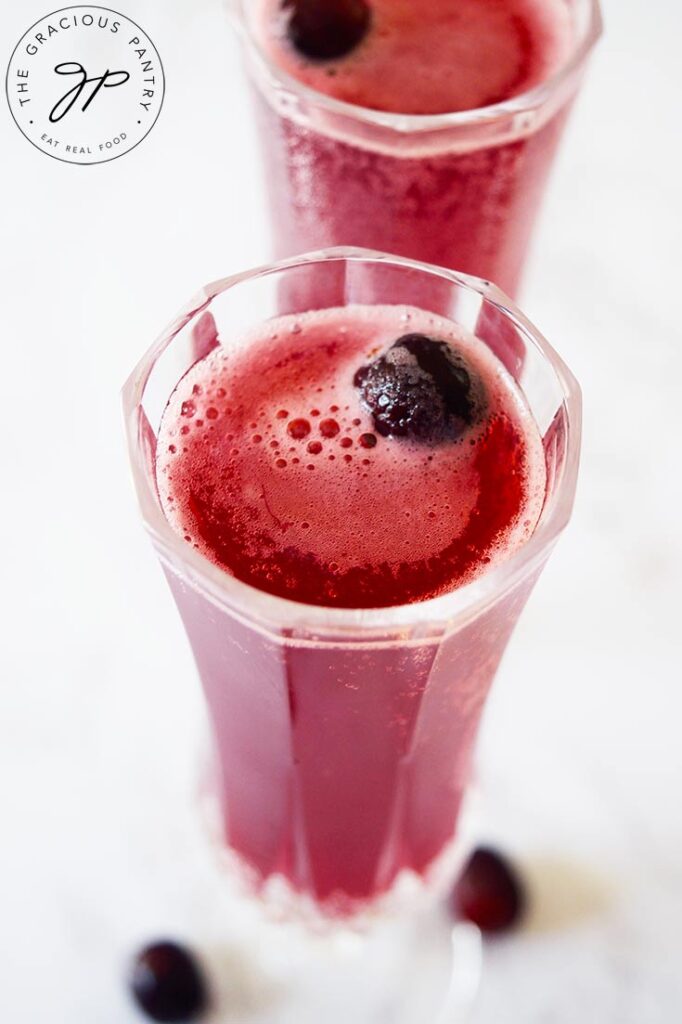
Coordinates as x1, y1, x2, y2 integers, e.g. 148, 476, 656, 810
283, 0, 372, 61
129, 941, 208, 1022
452, 847, 526, 934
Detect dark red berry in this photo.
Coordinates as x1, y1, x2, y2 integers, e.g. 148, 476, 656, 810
282, 0, 372, 61
354, 334, 482, 443
452, 847, 526, 934
129, 941, 208, 1022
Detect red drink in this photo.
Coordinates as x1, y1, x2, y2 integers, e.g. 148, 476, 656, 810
156, 305, 545, 608
124, 251, 580, 917
157, 306, 543, 907
235, 0, 600, 295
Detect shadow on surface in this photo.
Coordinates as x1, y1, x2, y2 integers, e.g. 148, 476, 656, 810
522, 856, 615, 933
204, 944, 282, 1021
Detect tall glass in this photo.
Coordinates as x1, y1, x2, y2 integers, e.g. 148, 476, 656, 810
123, 249, 580, 925
230, 0, 601, 297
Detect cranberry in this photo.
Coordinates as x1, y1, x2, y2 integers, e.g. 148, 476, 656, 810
129, 941, 208, 1022
354, 334, 482, 442
452, 847, 526, 934
283, 0, 372, 61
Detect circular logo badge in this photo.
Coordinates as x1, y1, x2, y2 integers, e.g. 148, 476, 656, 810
5, 6, 165, 165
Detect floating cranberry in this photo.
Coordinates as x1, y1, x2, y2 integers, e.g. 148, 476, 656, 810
283, 0, 372, 61
355, 334, 482, 442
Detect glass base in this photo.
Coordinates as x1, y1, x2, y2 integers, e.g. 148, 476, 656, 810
199, 774, 481, 927
226, 914, 480, 1024
196, 782, 482, 1022
200, 884, 481, 1024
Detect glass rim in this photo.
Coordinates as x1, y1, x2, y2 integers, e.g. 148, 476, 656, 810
229, 0, 603, 138
122, 247, 582, 639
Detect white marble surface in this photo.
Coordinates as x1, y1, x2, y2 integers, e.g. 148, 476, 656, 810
1, 0, 681, 1020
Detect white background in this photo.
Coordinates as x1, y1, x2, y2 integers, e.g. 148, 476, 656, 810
1, 1, 681, 1021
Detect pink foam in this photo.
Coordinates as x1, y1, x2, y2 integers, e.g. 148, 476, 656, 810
258, 0, 572, 115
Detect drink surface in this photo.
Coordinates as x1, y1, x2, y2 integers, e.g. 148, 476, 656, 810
256, 0, 572, 115
156, 305, 546, 609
